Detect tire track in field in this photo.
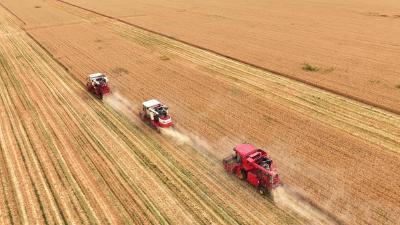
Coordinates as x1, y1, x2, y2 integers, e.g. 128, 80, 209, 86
0, 121, 18, 225
23, 34, 192, 223
0, 11, 161, 225
11, 33, 159, 225
0, 6, 141, 223
10, 39, 108, 224
0, 37, 83, 224
0, 61, 56, 224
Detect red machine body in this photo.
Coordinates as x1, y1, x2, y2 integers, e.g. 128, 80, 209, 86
140, 99, 173, 132
86, 73, 110, 99
223, 143, 281, 195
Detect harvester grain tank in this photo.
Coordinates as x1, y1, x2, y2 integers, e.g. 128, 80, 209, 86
86, 73, 110, 99
223, 143, 281, 195
140, 99, 173, 132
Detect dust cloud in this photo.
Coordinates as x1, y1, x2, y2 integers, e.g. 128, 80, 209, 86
161, 127, 210, 151
104, 92, 136, 117
160, 128, 191, 145
272, 186, 341, 225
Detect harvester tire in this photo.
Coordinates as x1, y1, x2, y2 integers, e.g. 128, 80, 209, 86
239, 169, 247, 180
259, 187, 267, 195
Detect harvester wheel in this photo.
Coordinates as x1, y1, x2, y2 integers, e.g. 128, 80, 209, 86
238, 169, 247, 180
259, 187, 267, 195
140, 112, 147, 121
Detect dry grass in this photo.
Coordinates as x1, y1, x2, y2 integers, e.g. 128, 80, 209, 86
302, 63, 319, 72
112, 67, 129, 74
159, 55, 170, 61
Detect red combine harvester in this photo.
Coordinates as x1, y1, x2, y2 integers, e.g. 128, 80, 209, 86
223, 143, 281, 195
86, 73, 110, 99
140, 99, 173, 132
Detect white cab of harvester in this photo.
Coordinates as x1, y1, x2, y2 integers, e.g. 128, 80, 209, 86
140, 99, 173, 129
88, 73, 109, 85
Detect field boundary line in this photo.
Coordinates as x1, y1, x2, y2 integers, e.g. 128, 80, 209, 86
0, 1, 25, 25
